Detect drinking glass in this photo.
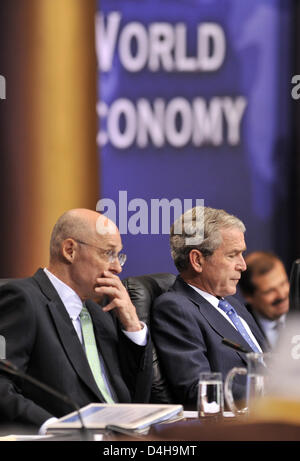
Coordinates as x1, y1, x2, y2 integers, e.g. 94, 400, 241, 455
198, 372, 224, 420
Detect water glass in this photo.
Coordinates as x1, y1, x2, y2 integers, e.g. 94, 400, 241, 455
198, 372, 224, 420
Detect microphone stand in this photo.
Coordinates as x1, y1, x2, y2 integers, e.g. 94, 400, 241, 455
0, 359, 92, 441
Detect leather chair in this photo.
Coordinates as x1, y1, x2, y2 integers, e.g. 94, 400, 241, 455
289, 259, 300, 311
0, 279, 12, 359
0, 279, 14, 287
122, 273, 176, 404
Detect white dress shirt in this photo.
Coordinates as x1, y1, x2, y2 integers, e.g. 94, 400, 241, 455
39, 268, 147, 435
188, 284, 262, 352
43, 268, 147, 346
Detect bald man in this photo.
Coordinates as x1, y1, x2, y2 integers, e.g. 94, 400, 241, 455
0, 209, 152, 429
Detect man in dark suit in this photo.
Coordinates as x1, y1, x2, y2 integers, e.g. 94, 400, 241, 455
151, 206, 266, 408
0, 209, 152, 430
239, 251, 289, 349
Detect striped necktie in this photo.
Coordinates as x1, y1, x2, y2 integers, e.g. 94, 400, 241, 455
218, 299, 261, 353
80, 305, 114, 403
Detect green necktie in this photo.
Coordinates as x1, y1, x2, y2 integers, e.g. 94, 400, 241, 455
79, 305, 114, 404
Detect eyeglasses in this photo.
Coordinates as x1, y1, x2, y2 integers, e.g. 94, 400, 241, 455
74, 239, 127, 267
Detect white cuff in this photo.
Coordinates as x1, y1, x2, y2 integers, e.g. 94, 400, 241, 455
122, 322, 148, 346
39, 416, 58, 435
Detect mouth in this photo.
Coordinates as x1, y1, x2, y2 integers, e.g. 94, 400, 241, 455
272, 297, 289, 307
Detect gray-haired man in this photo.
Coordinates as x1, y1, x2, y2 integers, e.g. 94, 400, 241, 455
151, 206, 266, 408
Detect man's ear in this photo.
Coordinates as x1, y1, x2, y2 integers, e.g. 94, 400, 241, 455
189, 249, 205, 273
62, 238, 77, 263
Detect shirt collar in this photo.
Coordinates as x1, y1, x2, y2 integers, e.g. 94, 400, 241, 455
44, 268, 83, 320
255, 311, 286, 331
188, 284, 220, 309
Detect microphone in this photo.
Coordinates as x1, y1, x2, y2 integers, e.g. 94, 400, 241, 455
222, 338, 267, 370
222, 337, 250, 354
0, 359, 91, 440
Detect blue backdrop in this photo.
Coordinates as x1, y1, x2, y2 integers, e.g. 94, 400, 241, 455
96, 0, 292, 277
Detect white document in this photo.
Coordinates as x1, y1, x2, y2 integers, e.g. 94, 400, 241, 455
47, 403, 183, 432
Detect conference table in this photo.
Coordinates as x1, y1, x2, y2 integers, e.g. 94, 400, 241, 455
1, 414, 300, 442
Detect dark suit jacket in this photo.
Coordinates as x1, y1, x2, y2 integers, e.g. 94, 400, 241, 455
0, 269, 152, 427
245, 304, 271, 348
151, 276, 266, 408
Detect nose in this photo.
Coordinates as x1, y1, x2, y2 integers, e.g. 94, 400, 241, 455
237, 254, 247, 272
109, 258, 122, 275
277, 283, 289, 300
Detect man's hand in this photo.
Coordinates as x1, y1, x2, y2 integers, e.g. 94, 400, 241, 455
94, 271, 142, 332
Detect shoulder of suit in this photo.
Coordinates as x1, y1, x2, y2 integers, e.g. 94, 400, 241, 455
0, 275, 38, 292
226, 295, 246, 309
153, 289, 190, 308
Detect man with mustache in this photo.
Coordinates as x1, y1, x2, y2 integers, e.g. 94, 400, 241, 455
239, 251, 290, 349
151, 206, 266, 408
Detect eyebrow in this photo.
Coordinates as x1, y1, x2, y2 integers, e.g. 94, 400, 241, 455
259, 278, 289, 294
104, 244, 123, 251
227, 247, 246, 254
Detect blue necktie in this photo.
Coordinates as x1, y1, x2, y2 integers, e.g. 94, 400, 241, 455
218, 299, 261, 353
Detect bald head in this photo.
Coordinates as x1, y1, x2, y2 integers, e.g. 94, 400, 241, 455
49, 209, 118, 264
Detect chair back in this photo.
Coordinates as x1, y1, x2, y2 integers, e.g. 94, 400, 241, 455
289, 259, 300, 311
0, 279, 14, 287
123, 273, 176, 403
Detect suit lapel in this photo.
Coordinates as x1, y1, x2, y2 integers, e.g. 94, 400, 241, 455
33, 269, 104, 401
246, 306, 271, 349
173, 277, 264, 359
231, 298, 267, 350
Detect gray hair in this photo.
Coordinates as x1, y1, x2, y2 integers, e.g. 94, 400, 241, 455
49, 211, 94, 262
170, 206, 246, 272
